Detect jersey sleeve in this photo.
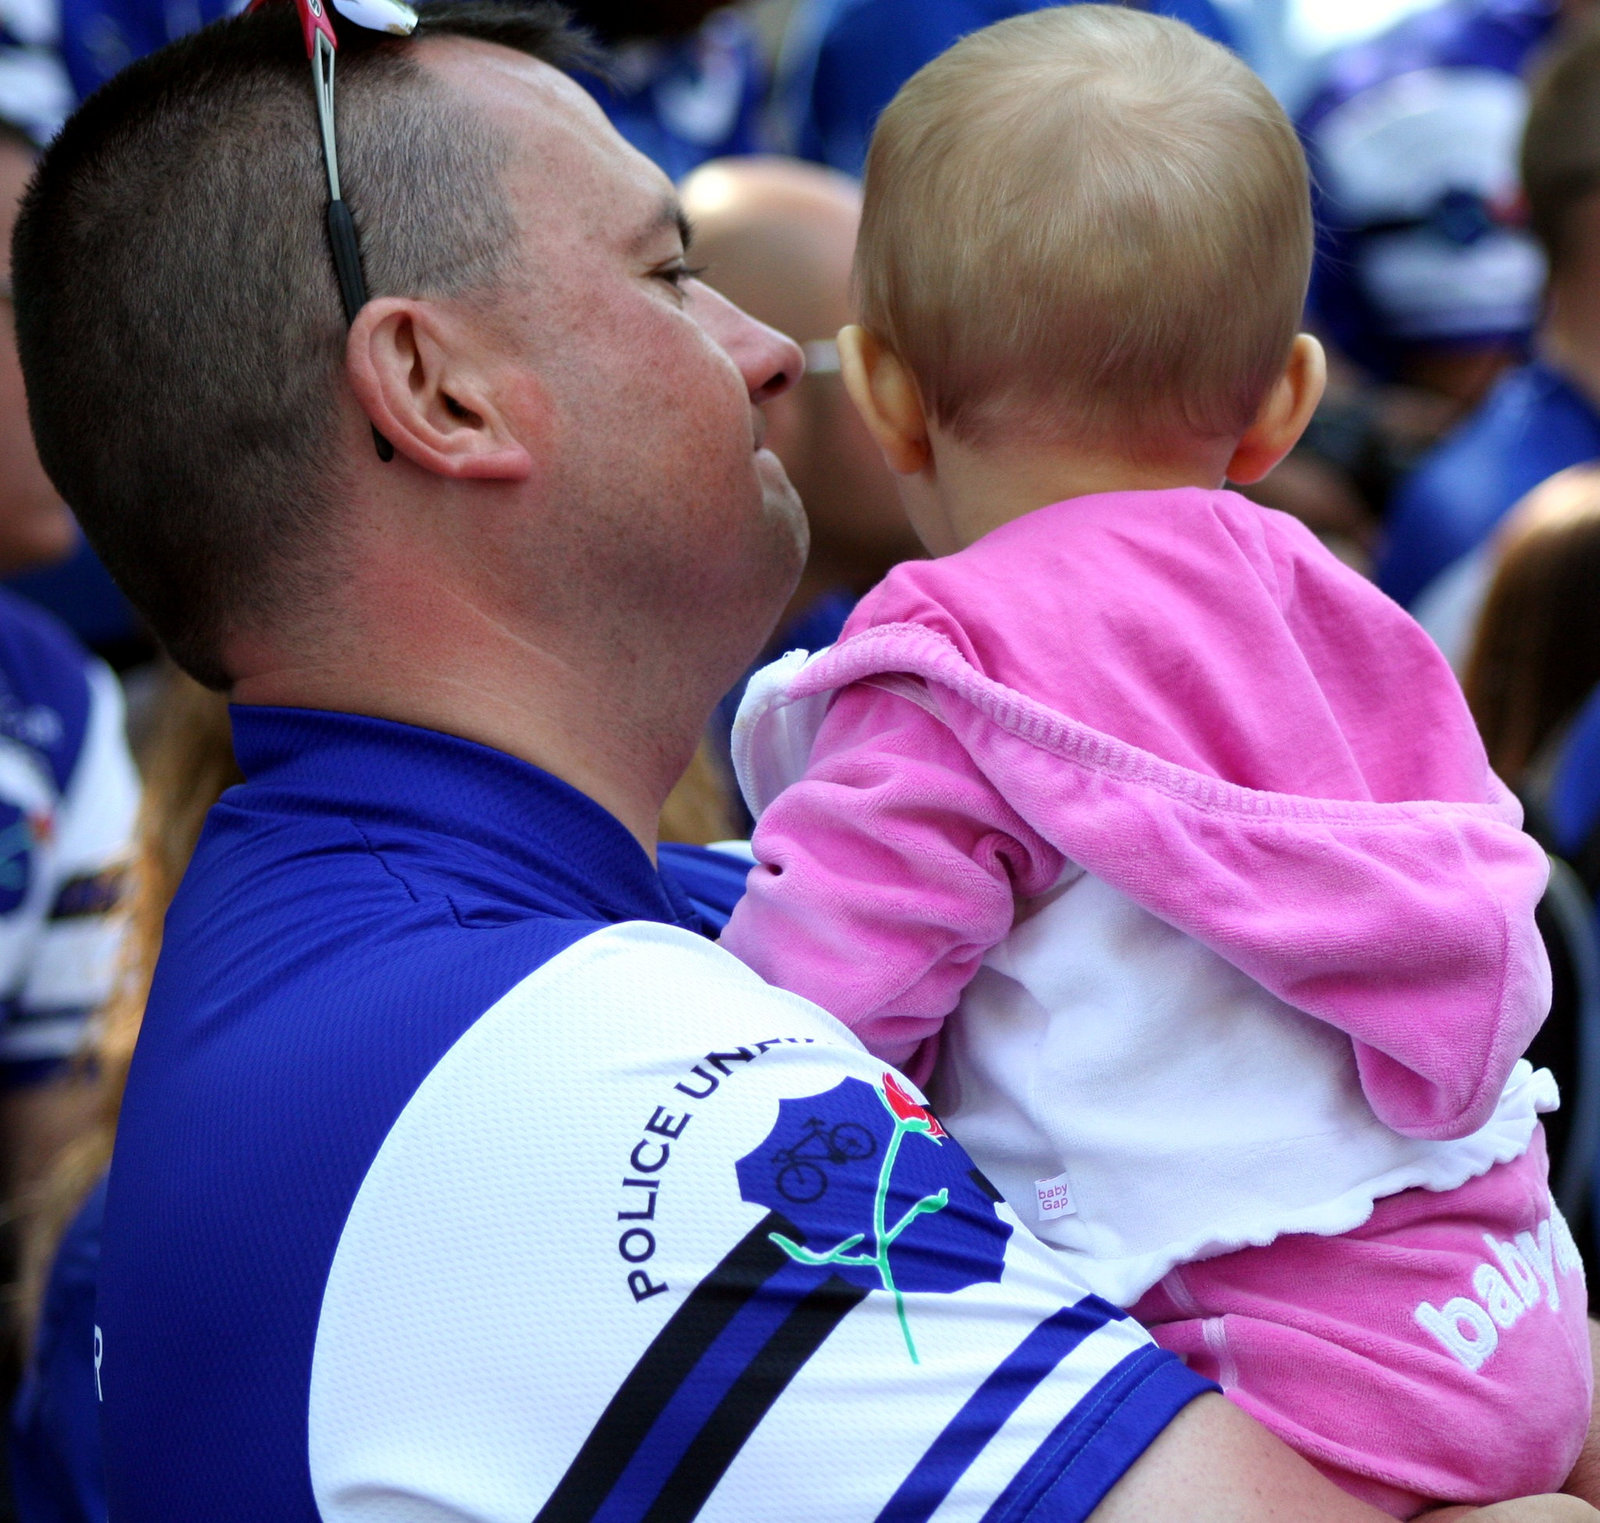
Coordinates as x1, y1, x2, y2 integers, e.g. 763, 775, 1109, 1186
721, 683, 1064, 1080
306, 924, 1210, 1523
3, 660, 137, 1079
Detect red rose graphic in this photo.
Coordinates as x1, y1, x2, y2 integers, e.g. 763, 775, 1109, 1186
882, 1072, 946, 1139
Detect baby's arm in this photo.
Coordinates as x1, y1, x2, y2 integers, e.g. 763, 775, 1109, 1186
722, 682, 1064, 1079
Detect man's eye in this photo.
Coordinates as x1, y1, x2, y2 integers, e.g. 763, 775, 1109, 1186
656, 262, 706, 291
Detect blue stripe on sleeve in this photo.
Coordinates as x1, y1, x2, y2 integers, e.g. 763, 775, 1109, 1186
592, 1260, 843, 1523
875, 1297, 1124, 1523
981, 1345, 1217, 1523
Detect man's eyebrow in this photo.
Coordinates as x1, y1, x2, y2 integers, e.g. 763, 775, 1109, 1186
633, 197, 693, 254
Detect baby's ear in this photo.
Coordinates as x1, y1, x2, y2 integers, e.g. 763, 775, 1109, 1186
1225, 334, 1327, 486
838, 325, 931, 476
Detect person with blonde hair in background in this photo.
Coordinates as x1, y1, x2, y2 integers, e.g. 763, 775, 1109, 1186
1457, 466, 1600, 1244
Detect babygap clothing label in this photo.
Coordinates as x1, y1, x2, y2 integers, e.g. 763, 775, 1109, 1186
1036, 1172, 1078, 1221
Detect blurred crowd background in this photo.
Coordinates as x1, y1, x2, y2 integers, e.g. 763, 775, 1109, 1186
0, 0, 1594, 1518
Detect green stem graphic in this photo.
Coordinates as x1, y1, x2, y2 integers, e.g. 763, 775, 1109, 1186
768, 1089, 950, 1364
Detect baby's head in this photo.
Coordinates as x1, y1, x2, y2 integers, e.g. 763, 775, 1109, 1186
850, 5, 1313, 475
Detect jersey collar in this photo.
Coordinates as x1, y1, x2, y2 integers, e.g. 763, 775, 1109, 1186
227, 704, 692, 929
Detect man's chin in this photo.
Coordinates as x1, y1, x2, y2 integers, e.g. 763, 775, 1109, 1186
756, 447, 807, 541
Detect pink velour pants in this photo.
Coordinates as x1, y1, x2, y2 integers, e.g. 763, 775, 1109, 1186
1129, 1135, 1592, 1518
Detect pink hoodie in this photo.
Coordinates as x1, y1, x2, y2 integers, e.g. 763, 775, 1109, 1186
722, 488, 1550, 1143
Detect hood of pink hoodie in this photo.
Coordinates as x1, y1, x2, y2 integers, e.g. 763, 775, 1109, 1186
767, 489, 1550, 1141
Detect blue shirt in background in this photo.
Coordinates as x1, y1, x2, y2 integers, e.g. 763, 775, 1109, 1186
0, 591, 135, 1088
1549, 685, 1600, 864
580, 10, 765, 182
5, 544, 143, 668
11, 1176, 107, 1523
1379, 361, 1600, 607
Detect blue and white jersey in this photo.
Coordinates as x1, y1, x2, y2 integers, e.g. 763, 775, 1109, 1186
0, 589, 134, 1083
98, 705, 1211, 1523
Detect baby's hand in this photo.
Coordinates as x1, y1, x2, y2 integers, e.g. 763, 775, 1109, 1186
1422, 1500, 1600, 1521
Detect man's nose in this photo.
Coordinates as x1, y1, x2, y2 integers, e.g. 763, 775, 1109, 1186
694, 281, 805, 405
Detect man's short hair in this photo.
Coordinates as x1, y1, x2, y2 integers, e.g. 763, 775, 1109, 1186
853, 5, 1311, 460
1523, 18, 1600, 279
13, 1, 593, 687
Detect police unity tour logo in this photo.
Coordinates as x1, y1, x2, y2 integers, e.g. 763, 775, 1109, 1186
540, 1060, 1019, 1523
736, 1072, 1012, 1363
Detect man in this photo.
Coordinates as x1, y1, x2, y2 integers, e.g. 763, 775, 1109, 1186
8, 4, 1591, 1521
1382, 21, 1600, 643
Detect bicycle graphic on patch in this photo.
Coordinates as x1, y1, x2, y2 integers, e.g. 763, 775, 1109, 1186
770, 1115, 876, 1203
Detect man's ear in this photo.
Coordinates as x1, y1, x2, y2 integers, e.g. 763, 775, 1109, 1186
1225, 334, 1327, 486
838, 325, 931, 477
345, 298, 535, 481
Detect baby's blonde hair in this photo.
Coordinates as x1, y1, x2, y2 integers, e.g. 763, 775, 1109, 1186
855, 5, 1312, 460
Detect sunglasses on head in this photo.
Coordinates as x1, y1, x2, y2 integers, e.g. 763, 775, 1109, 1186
248, 0, 419, 460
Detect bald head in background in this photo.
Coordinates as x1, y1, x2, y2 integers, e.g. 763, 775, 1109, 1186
680, 157, 919, 622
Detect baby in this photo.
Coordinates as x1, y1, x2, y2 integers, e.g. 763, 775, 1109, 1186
719, 8, 1592, 1517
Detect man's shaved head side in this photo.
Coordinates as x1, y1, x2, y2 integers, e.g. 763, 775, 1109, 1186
855, 5, 1311, 461
13, 1, 594, 687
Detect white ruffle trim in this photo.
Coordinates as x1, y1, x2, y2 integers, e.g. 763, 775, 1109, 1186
1058, 1061, 1558, 1308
